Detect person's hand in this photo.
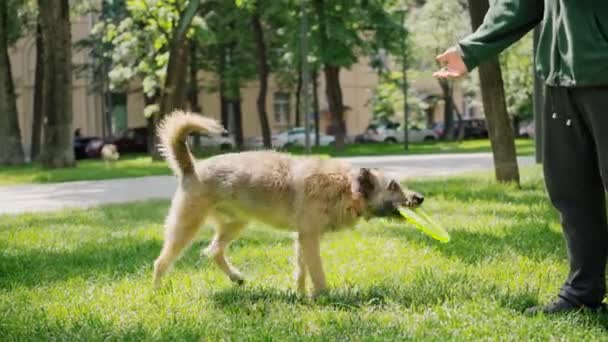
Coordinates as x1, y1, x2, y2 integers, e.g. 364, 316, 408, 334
433, 46, 468, 79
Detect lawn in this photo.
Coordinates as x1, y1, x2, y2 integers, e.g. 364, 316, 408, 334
1, 167, 606, 340
0, 139, 535, 186
286, 138, 535, 158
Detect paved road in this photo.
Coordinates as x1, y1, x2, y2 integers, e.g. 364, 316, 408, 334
0, 153, 535, 215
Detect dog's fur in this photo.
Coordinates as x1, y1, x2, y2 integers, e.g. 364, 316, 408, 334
100, 144, 120, 168
153, 111, 423, 296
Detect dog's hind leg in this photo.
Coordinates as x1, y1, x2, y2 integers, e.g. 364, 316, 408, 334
298, 232, 327, 297
203, 219, 246, 285
294, 236, 307, 294
153, 191, 208, 288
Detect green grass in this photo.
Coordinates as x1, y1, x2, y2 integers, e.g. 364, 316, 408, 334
1, 167, 606, 340
0, 139, 535, 186
0, 155, 170, 186
285, 138, 535, 157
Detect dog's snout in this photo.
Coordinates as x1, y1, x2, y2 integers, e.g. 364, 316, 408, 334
411, 193, 424, 206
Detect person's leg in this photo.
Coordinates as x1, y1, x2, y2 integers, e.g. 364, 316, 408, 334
541, 86, 607, 309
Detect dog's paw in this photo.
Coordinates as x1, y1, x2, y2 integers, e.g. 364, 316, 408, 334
311, 288, 329, 300
229, 273, 245, 286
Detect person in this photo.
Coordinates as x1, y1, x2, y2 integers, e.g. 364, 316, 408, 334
434, 1, 608, 314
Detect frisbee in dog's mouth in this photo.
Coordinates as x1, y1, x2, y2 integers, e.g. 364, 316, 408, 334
398, 206, 450, 243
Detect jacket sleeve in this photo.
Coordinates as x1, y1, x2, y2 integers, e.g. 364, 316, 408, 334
458, 0, 544, 71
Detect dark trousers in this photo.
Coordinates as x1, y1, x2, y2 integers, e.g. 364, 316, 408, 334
543, 86, 608, 306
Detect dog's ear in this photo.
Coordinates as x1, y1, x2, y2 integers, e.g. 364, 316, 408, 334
357, 168, 375, 198
388, 180, 400, 191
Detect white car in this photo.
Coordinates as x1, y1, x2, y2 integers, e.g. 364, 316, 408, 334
519, 121, 535, 139
188, 132, 235, 150
358, 121, 438, 144
247, 127, 335, 149
275, 127, 335, 148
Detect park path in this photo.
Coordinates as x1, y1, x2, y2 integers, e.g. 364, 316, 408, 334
0, 153, 535, 215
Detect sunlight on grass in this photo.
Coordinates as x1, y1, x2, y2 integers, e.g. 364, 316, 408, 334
0, 155, 171, 186
287, 138, 535, 157
1, 166, 606, 340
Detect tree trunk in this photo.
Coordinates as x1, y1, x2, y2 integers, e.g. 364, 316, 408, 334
218, 47, 229, 128
188, 40, 201, 114
251, 8, 272, 149
295, 63, 303, 127
153, 0, 200, 159
30, 20, 44, 161
144, 94, 159, 154
232, 97, 244, 150
468, 0, 520, 184
438, 79, 455, 140
324, 65, 345, 150
312, 68, 320, 147
0, 0, 25, 165
188, 40, 203, 151
38, 0, 74, 168
313, 0, 346, 150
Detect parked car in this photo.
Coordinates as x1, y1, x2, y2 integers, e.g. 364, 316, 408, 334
275, 127, 335, 148
247, 127, 335, 149
74, 136, 104, 160
460, 118, 489, 139
356, 121, 438, 144
431, 118, 489, 140
112, 127, 149, 154
519, 121, 535, 139
73, 127, 149, 160
190, 131, 235, 151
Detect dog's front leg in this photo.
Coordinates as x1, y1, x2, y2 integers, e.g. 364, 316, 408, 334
294, 235, 307, 294
298, 232, 327, 297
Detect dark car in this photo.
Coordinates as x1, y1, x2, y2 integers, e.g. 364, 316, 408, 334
73, 126, 149, 160
74, 136, 103, 160
461, 118, 489, 139
112, 127, 148, 154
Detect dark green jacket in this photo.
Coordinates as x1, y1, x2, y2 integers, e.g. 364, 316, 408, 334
459, 0, 608, 87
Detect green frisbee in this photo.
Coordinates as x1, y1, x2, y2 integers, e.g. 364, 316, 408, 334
398, 206, 450, 243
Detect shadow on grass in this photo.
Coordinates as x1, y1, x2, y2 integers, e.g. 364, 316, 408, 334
209, 269, 540, 313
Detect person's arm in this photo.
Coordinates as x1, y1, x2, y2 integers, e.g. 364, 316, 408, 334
459, 0, 544, 71
434, 0, 543, 79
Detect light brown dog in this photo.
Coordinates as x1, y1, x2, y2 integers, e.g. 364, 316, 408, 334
153, 111, 424, 296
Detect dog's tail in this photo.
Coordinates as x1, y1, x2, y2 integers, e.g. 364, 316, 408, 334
157, 110, 226, 176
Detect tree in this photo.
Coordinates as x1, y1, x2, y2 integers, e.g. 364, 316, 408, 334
239, 0, 273, 148
37, 0, 75, 167
91, 0, 210, 156
410, 0, 470, 139
312, 0, 403, 150
155, 0, 201, 158
30, 18, 43, 160
467, 0, 519, 184
0, 0, 25, 165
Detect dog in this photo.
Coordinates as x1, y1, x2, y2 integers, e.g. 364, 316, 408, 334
100, 144, 120, 168
152, 111, 424, 296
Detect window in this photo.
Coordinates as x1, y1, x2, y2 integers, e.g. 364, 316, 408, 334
273, 92, 291, 123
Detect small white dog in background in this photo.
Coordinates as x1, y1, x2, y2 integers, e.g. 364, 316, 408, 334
100, 144, 120, 168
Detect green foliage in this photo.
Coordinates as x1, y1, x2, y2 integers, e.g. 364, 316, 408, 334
500, 32, 534, 121
409, 0, 470, 70
4, 0, 36, 45
85, 0, 208, 116
3, 167, 608, 340
312, 0, 405, 68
